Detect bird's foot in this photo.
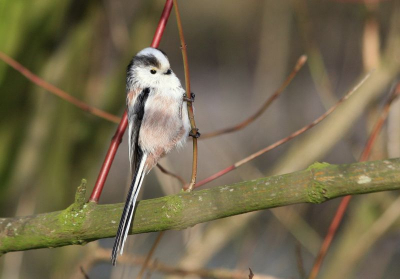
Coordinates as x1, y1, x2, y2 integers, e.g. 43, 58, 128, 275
183, 92, 195, 102
189, 128, 201, 138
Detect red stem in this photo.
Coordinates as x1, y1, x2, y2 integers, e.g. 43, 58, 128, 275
89, 111, 128, 202
89, 0, 174, 203
308, 82, 400, 279
151, 0, 174, 48
307, 195, 352, 279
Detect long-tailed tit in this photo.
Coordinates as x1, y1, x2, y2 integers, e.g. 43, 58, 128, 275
111, 47, 194, 265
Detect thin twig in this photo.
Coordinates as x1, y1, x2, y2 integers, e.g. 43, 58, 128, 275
295, 243, 306, 279
136, 232, 165, 279
0, 51, 120, 124
193, 72, 372, 189
89, 0, 174, 202
143, 6, 195, 269
307, 195, 351, 279
194, 72, 372, 189
91, 247, 281, 279
173, 0, 198, 192
293, 0, 337, 107
360, 82, 400, 160
201, 55, 308, 139
79, 266, 90, 279
248, 268, 254, 279
339, 191, 400, 277
156, 164, 186, 186
307, 81, 400, 279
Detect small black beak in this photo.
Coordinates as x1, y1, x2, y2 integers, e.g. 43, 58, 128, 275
165, 69, 172, 75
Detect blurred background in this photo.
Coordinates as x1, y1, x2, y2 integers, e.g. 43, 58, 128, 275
0, 0, 399, 278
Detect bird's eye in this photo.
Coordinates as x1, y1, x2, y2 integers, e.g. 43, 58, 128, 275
150, 69, 157, 74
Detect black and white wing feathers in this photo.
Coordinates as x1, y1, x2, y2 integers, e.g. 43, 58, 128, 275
111, 87, 150, 265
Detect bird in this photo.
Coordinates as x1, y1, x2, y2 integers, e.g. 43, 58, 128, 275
111, 47, 195, 265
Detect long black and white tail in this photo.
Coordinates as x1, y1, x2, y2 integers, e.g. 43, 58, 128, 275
111, 153, 147, 265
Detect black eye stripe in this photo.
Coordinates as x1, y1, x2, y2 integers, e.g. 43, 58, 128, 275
132, 54, 160, 68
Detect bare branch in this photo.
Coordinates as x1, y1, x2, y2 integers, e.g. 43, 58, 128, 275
1, 158, 399, 254
201, 55, 307, 139
0, 51, 120, 124
194, 71, 372, 188
156, 164, 186, 186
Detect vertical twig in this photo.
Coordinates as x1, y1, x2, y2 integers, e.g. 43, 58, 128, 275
248, 268, 254, 279
173, 0, 199, 191
119, 1, 187, 272
89, 0, 174, 202
295, 243, 306, 279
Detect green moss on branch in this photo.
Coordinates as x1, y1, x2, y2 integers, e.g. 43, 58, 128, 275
1, 158, 399, 254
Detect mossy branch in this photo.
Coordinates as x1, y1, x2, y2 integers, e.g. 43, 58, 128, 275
1, 158, 399, 255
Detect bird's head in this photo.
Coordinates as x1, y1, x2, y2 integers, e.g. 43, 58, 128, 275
127, 47, 180, 90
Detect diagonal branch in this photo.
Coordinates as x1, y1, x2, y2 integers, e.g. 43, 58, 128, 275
1, 158, 399, 255
156, 164, 186, 186
194, 71, 372, 188
201, 55, 307, 139
0, 51, 121, 124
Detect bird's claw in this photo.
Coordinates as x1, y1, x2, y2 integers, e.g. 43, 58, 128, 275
189, 128, 201, 138
183, 92, 195, 102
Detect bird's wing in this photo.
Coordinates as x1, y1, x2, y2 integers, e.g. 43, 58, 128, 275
111, 87, 151, 265
127, 87, 151, 175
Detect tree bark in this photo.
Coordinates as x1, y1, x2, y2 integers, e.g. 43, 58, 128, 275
1, 158, 399, 255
